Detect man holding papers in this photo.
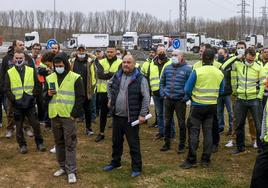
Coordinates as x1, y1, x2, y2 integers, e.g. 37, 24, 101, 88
104, 54, 150, 177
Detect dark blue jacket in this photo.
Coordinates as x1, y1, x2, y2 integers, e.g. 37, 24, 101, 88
160, 62, 192, 101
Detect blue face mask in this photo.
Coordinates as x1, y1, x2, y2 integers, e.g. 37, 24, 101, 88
55, 67, 65, 74
172, 57, 179, 64
218, 55, 225, 63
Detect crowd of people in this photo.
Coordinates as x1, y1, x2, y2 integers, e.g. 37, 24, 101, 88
0, 39, 267, 187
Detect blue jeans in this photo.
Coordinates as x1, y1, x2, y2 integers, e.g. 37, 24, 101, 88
153, 95, 175, 136
217, 95, 233, 131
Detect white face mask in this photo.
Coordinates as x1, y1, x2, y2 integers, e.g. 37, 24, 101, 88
171, 57, 179, 64
77, 54, 86, 59
245, 61, 254, 67
15, 60, 24, 67
55, 67, 65, 74
237, 49, 245, 56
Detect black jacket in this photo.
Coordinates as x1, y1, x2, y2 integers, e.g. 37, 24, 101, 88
5, 65, 41, 109
1, 46, 34, 94
45, 52, 85, 118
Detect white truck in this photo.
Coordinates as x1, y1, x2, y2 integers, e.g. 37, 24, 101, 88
186, 33, 206, 53
152, 35, 170, 49
122, 32, 139, 50
245, 35, 264, 48
67, 33, 109, 49
24, 31, 40, 50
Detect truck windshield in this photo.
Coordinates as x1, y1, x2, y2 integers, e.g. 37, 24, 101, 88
123, 37, 134, 42
187, 38, 195, 43
152, 39, 162, 43
245, 37, 251, 42
25, 36, 35, 41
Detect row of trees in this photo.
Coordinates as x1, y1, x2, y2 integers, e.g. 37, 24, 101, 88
0, 10, 266, 42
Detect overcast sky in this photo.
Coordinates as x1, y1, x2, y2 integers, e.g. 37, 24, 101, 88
1, 0, 265, 21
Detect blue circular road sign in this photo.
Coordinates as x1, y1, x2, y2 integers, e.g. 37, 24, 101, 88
46, 39, 57, 49
172, 38, 181, 49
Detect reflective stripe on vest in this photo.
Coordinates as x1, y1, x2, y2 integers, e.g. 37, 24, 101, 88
192, 66, 224, 104
235, 62, 264, 100
46, 71, 80, 118
7, 66, 34, 100
97, 58, 122, 93
149, 59, 172, 92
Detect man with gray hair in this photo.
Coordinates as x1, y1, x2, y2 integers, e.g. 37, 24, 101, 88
159, 50, 192, 152
103, 55, 150, 177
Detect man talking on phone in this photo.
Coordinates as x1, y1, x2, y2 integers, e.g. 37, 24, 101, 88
44, 52, 84, 184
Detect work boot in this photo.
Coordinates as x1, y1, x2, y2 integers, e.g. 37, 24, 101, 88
160, 141, 170, 151
20, 145, 28, 154
37, 144, 46, 152
95, 134, 105, 142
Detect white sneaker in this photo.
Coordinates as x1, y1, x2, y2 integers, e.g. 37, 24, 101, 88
5, 130, 13, 138
253, 140, 258, 149
50, 146, 56, 154
0, 123, 2, 128
68, 173, 77, 184
53, 169, 65, 177
225, 140, 234, 148
26, 129, 34, 137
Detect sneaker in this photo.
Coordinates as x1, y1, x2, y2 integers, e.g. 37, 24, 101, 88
68, 173, 77, 184
253, 140, 258, 149
26, 129, 34, 137
131, 171, 141, 177
5, 130, 13, 139
155, 133, 164, 140
160, 142, 170, 151
37, 144, 46, 152
86, 129, 94, 136
200, 161, 210, 168
103, 164, 121, 171
20, 145, 28, 154
54, 169, 66, 177
95, 134, 105, 142
177, 148, 185, 154
50, 146, 56, 154
179, 161, 197, 169
225, 140, 234, 148
0, 123, 2, 128
232, 148, 246, 155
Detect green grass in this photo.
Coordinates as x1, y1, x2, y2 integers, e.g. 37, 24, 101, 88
0, 108, 256, 187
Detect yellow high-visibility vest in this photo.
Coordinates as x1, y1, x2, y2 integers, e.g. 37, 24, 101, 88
46, 71, 80, 118
8, 66, 34, 100
192, 65, 224, 104
97, 58, 122, 93
149, 59, 172, 92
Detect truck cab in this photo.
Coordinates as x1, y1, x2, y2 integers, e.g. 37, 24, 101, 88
25, 31, 40, 50
122, 32, 138, 50
138, 34, 152, 51
186, 33, 206, 53
246, 35, 264, 48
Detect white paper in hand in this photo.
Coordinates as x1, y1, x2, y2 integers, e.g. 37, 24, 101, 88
131, 114, 153, 127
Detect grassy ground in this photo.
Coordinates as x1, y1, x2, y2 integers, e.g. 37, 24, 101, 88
0, 107, 256, 188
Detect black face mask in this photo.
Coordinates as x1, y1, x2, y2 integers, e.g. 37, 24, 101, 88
158, 53, 166, 61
